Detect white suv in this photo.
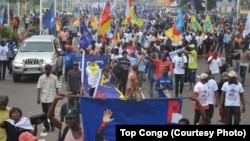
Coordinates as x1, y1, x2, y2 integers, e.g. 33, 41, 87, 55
12, 35, 64, 82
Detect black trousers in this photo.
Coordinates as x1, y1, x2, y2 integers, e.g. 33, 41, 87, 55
0, 60, 7, 79
175, 74, 184, 97
7, 57, 14, 74
42, 103, 54, 129
224, 106, 241, 125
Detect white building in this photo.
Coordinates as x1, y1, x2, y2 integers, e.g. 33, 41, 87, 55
216, 0, 237, 13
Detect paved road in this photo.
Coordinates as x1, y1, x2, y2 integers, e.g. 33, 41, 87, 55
1, 46, 250, 140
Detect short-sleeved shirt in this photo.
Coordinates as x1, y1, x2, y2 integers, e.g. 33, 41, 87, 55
207, 79, 218, 105
61, 52, 76, 68
193, 82, 209, 110
67, 70, 81, 93
188, 50, 198, 69
172, 55, 187, 74
37, 74, 59, 103
0, 45, 9, 61
221, 81, 244, 106
155, 76, 173, 98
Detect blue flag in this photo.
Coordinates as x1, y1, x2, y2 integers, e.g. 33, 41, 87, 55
0, 5, 6, 25
42, 3, 57, 36
80, 98, 183, 141
79, 21, 93, 49
176, 9, 184, 32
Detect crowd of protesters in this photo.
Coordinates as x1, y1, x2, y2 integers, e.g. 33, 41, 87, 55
1, 4, 250, 141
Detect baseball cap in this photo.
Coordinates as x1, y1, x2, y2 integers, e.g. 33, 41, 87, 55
19, 131, 37, 141
64, 108, 79, 118
228, 71, 237, 78
200, 73, 208, 79
221, 72, 228, 80
73, 61, 79, 65
189, 44, 195, 48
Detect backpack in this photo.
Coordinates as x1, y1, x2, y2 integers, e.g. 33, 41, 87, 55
60, 126, 69, 141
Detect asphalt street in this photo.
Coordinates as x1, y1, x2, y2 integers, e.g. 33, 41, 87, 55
0, 47, 250, 141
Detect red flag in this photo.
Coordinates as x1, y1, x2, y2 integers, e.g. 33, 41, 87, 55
167, 99, 182, 123
172, 23, 181, 36
99, 1, 111, 35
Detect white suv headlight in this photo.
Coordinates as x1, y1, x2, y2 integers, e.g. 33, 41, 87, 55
45, 57, 54, 64
13, 57, 23, 64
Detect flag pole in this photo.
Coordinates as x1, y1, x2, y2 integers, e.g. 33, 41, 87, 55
236, 0, 240, 23
55, 0, 57, 17
40, 0, 43, 35
62, 0, 64, 12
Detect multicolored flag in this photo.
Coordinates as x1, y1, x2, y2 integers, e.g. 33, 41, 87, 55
190, 15, 202, 32
99, 1, 111, 35
80, 97, 183, 141
203, 15, 214, 33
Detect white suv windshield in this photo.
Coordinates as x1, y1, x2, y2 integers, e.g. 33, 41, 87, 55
19, 42, 54, 52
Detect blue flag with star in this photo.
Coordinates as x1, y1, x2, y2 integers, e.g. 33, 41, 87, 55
42, 3, 57, 36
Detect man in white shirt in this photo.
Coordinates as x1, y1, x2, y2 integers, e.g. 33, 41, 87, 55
207, 51, 222, 82
220, 71, 246, 125
172, 51, 187, 97
206, 71, 219, 122
0, 40, 9, 80
193, 73, 210, 124
37, 64, 59, 132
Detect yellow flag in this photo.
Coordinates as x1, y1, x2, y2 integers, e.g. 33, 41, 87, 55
190, 15, 202, 32
165, 27, 180, 44
203, 15, 214, 33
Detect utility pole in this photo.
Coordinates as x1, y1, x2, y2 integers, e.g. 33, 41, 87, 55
40, 0, 43, 35
236, 0, 240, 23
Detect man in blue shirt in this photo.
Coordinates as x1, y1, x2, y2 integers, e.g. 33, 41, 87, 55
56, 41, 76, 83
155, 66, 173, 98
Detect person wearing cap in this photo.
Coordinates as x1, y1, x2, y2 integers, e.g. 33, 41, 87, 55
184, 44, 198, 90
37, 64, 59, 132
67, 61, 82, 95
56, 40, 76, 83
19, 131, 37, 141
193, 73, 210, 125
217, 71, 228, 121
48, 94, 83, 141
220, 71, 246, 125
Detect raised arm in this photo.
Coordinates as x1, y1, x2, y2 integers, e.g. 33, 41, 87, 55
47, 94, 65, 130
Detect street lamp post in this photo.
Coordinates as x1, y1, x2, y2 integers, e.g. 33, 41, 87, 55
40, 0, 42, 35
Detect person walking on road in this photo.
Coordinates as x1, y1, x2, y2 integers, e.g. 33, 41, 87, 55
37, 64, 59, 132
220, 71, 246, 125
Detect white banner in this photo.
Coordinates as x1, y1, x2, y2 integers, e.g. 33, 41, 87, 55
243, 12, 250, 38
